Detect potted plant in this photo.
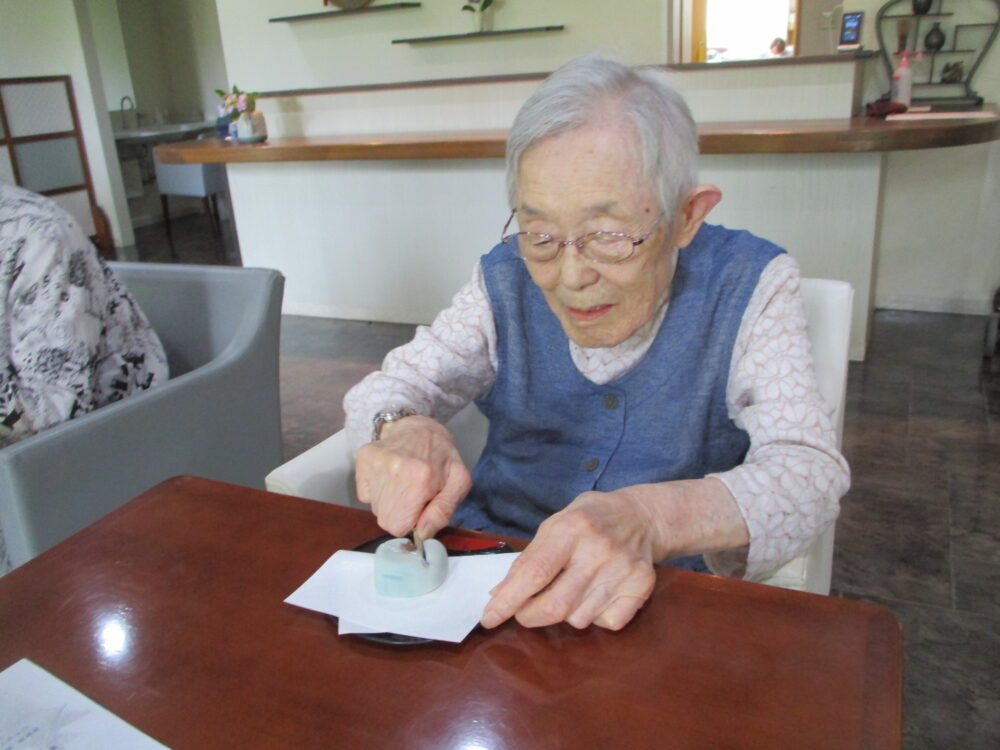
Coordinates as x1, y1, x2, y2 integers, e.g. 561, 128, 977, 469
462, 0, 495, 33
215, 85, 267, 143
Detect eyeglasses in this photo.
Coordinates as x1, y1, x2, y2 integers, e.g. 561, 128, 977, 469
500, 209, 663, 264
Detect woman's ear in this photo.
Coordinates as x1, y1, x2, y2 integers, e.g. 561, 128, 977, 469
671, 185, 722, 248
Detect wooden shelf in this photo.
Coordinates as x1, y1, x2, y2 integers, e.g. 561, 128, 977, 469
392, 25, 564, 44
892, 49, 977, 55
882, 12, 953, 18
153, 113, 1000, 165
270, 3, 421, 23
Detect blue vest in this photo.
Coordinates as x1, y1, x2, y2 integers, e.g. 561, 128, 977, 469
453, 223, 784, 549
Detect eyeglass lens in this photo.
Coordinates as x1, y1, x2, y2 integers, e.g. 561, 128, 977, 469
506, 232, 635, 263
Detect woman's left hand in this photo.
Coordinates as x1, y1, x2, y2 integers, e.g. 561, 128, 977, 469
480, 490, 659, 631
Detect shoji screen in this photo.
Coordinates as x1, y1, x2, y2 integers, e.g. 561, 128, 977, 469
0, 76, 110, 254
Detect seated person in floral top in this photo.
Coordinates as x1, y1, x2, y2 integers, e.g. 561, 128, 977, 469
343, 55, 849, 632
0, 182, 168, 571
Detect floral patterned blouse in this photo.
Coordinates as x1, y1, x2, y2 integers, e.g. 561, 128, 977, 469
0, 183, 168, 572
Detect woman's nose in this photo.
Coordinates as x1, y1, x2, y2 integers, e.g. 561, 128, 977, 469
557, 243, 600, 290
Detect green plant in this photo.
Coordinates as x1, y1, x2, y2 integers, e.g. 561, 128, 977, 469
462, 0, 494, 13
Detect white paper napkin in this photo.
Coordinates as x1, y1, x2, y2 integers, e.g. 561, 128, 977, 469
0, 659, 168, 749
285, 550, 519, 643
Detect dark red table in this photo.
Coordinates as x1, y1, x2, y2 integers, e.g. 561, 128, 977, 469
0, 476, 902, 748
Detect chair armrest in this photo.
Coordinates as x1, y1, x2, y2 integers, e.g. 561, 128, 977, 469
265, 403, 489, 507
265, 430, 365, 509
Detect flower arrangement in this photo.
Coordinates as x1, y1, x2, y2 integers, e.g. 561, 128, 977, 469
215, 85, 259, 122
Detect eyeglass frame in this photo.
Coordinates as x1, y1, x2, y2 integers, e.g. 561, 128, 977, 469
500, 209, 664, 265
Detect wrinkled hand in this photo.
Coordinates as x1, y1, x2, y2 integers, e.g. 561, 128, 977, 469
481, 490, 659, 632
354, 416, 472, 538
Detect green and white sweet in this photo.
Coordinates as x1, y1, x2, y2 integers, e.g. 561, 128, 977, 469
373, 537, 448, 597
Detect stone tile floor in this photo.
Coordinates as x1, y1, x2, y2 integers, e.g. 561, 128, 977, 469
142, 225, 1000, 748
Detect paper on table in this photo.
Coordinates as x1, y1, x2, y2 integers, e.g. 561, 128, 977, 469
285, 549, 519, 643
0, 659, 168, 749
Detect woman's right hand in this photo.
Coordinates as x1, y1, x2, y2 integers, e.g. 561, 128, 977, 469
354, 415, 472, 539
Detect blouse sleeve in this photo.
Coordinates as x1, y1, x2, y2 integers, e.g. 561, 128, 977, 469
342, 261, 498, 454
704, 254, 851, 580
0, 195, 167, 447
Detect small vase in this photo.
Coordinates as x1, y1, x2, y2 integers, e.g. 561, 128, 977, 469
215, 115, 231, 139
912, 0, 932, 15
924, 22, 945, 52
236, 111, 267, 144
470, 10, 489, 33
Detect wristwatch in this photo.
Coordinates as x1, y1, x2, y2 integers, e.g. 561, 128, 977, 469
371, 407, 419, 442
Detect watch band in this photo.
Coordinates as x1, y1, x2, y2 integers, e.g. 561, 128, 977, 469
371, 407, 418, 442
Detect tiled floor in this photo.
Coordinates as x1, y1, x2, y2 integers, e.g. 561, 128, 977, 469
145, 227, 1000, 749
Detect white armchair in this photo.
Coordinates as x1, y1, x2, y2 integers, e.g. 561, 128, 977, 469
266, 278, 853, 595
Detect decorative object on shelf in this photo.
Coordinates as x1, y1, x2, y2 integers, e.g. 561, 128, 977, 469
876, 0, 1000, 108
924, 21, 946, 50
269, 3, 421, 23
462, 0, 494, 33
215, 85, 267, 143
940, 60, 964, 82
215, 116, 230, 138
236, 111, 268, 144
393, 24, 564, 44
896, 18, 911, 52
215, 85, 258, 123
912, 0, 933, 15
325, 0, 374, 8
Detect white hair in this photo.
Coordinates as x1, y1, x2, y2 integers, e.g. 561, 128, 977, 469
505, 54, 699, 230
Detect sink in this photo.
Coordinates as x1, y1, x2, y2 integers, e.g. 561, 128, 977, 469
114, 121, 216, 143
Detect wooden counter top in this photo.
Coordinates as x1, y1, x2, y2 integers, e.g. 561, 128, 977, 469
155, 112, 1000, 164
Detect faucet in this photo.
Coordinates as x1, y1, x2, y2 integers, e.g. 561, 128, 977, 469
119, 96, 135, 130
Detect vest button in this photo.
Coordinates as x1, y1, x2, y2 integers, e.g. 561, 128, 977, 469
585, 458, 600, 472
603, 394, 619, 410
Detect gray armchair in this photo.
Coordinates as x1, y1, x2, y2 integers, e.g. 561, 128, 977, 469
0, 263, 284, 569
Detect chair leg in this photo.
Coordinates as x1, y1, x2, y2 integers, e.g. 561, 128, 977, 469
986, 313, 999, 358
160, 194, 179, 262
203, 197, 220, 237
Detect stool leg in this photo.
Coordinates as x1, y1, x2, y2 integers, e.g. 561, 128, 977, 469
986, 313, 999, 358
203, 197, 220, 237
160, 194, 179, 261
205, 194, 226, 264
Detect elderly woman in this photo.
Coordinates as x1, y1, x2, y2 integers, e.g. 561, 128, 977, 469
344, 54, 849, 632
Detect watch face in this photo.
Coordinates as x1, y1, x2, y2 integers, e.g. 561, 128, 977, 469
373, 408, 417, 440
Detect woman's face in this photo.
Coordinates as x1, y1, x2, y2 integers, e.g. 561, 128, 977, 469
515, 120, 677, 349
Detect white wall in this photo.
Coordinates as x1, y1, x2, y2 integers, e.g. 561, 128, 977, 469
111, 0, 228, 124
221, 0, 999, 327
117, 0, 174, 122
160, 0, 230, 122
216, 0, 669, 92
0, 0, 133, 246
791, 0, 1000, 313
87, 0, 134, 128
876, 40, 1000, 314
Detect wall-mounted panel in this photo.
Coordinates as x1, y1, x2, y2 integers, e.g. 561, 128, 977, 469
0, 146, 13, 184
14, 138, 86, 193
1, 81, 75, 137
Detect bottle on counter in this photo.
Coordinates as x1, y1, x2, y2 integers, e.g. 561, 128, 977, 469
890, 52, 914, 108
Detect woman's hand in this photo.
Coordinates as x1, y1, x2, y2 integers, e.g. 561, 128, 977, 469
354, 416, 472, 538
480, 490, 659, 631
